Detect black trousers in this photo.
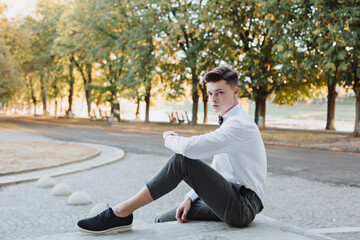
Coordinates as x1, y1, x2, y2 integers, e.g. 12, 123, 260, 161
146, 153, 263, 227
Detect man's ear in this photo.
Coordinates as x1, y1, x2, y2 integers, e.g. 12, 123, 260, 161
234, 87, 239, 95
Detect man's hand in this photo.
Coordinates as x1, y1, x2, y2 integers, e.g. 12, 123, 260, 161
175, 197, 192, 223
163, 131, 178, 140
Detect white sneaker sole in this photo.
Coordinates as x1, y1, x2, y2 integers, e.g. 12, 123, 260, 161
77, 224, 132, 235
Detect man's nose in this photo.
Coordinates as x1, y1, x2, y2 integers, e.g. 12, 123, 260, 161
211, 95, 217, 103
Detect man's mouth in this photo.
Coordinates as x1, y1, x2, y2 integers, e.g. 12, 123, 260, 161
212, 105, 219, 108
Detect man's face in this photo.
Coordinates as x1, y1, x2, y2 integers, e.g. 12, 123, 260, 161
207, 80, 239, 116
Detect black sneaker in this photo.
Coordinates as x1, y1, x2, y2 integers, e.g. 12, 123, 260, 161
77, 205, 133, 234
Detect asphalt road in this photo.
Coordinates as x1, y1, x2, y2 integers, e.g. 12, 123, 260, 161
2, 117, 359, 187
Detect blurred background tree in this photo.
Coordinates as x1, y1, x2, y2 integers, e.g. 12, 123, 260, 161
0, 2, 21, 104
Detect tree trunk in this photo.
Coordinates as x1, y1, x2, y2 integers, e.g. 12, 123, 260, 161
201, 83, 208, 124
41, 74, 48, 118
353, 69, 360, 137
254, 97, 266, 129
143, 34, 154, 123
109, 94, 121, 122
85, 63, 92, 117
67, 62, 74, 118
203, 97, 208, 124
54, 100, 58, 118
191, 70, 199, 125
95, 95, 102, 119
52, 78, 58, 118
117, 102, 121, 122
144, 80, 151, 123
326, 91, 337, 130
25, 75, 31, 114
354, 93, 360, 137
28, 76, 37, 116
71, 57, 92, 117
326, 75, 338, 130
135, 97, 140, 120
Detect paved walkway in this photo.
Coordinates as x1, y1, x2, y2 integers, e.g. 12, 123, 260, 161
1, 132, 359, 239
30, 216, 331, 240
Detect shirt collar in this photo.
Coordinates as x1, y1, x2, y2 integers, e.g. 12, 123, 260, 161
222, 103, 242, 123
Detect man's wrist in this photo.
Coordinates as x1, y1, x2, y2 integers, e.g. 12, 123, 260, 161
184, 197, 192, 203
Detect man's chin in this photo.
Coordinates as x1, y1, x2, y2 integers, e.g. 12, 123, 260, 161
212, 106, 221, 112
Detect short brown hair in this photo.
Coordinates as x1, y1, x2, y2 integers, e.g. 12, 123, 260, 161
204, 66, 239, 88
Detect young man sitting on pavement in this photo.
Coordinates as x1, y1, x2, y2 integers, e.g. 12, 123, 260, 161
77, 66, 267, 234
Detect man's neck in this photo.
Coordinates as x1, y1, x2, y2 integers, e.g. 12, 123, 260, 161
220, 102, 238, 116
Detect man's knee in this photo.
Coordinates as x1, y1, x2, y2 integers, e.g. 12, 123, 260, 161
172, 153, 194, 165
168, 153, 186, 167
154, 214, 163, 223
154, 212, 176, 223
154, 206, 178, 223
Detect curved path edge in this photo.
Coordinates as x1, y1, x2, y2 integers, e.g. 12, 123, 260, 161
0, 142, 101, 176
0, 143, 125, 187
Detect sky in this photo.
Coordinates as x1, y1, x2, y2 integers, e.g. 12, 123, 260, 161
2, 0, 37, 18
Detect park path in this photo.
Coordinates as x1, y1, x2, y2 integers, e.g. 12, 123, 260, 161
1, 152, 360, 239
0, 117, 359, 239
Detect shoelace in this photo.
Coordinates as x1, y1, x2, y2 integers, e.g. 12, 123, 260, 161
98, 204, 111, 219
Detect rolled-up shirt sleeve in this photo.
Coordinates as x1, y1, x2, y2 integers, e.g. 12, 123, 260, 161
164, 121, 243, 159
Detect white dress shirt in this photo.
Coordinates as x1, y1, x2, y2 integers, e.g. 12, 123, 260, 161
164, 103, 267, 201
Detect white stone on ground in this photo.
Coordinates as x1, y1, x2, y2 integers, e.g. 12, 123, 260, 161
51, 183, 72, 196
67, 191, 92, 205
87, 202, 108, 217
36, 176, 56, 188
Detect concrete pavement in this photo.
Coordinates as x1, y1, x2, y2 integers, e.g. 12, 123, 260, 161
30, 216, 332, 240
1, 131, 359, 239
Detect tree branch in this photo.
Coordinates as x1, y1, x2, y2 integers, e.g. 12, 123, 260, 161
70, 56, 87, 85
94, 26, 118, 39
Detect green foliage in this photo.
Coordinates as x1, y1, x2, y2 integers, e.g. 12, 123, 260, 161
298, 0, 359, 86
1, 0, 359, 130
0, 3, 21, 102
0, 38, 20, 102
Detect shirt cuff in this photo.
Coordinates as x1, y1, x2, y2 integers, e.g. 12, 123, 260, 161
164, 134, 174, 149
185, 189, 198, 202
